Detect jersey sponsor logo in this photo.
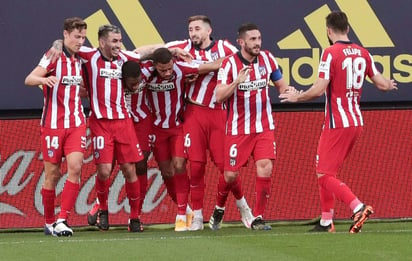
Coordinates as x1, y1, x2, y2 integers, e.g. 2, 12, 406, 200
275, 0, 411, 87
61, 76, 83, 86
318, 61, 329, 74
147, 83, 175, 92
99, 68, 122, 79
238, 79, 267, 91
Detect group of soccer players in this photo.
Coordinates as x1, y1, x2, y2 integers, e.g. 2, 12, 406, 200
25, 10, 397, 237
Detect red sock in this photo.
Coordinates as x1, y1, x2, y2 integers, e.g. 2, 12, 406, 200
174, 172, 189, 215
58, 180, 79, 220
231, 175, 243, 200
95, 176, 110, 211
125, 180, 140, 219
318, 175, 357, 207
137, 174, 148, 213
216, 173, 232, 208
41, 188, 56, 224
319, 186, 335, 220
254, 176, 271, 217
190, 161, 205, 210
163, 176, 177, 204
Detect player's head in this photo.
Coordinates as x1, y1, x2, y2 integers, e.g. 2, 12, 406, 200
188, 15, 212, 48
151, 47, 174, 80
326, 11, 350, 45
98, 24, 122, 59
63, 17, 87, 54
237, 23, 261, 57
122, 61, 142, 92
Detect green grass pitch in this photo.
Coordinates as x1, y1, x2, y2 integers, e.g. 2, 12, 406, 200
1, 220, 411, 261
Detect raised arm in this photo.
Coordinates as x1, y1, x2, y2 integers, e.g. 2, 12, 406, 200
215, 66, 250, 103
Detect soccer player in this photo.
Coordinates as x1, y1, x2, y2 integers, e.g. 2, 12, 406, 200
166, 15, 254, 231
78, 24, 145, 232
24, 17, 88, 237
123, 60, 153, 232
140, 47, 222, 231
211, 23, 296, 230
279, 11, 398, 233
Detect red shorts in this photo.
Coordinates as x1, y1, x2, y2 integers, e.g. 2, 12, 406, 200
152, 125, 185, 162
133, 115, 154, 153
183, 103, 225, 164
89, 115, 143, 164
316, 126, 363, 175
40, 125, 86, 163
224, 131, 276, 172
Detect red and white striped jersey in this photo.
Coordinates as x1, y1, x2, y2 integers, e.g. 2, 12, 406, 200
38, 48, 85, 129
318, 41, 379, 129
166, 39, 238, 109
217, 51, 280, 135
79, 46, 141, 119
140, 59, 200, 128
124, 80, 151, 123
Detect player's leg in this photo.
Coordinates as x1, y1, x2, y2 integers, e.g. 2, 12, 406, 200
251, 132, 275, 231
171, 127, 191, 231
116, 119, 144, 232
183, 104, 206, 230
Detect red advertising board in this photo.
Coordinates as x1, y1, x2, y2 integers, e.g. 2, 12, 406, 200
0, 110, 411, 228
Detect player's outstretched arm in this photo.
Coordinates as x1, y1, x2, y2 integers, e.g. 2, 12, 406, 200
370, 73, 398, 91
279, 78, 328, 103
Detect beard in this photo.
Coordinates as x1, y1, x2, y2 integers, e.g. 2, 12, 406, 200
244, 44, 260, 57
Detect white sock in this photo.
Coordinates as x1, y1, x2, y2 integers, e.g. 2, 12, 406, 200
216, 205, 225, 211
176, 214, 186, 222
320, 219, 332, 226
194, 209, 203, 218
186, 205, 192, 214
353, 203, 364, 213
236, 196, 247, 208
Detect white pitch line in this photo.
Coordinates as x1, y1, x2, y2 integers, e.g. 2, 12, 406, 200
1, 229, 412, 245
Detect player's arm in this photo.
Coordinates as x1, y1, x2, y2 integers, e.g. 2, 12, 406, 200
135, 44, 193, 62
24, 66, 57, 88
215, 66, 250, 103
370, 73, 398, 91
279, 77, 328, 103
197, 58, 224, 74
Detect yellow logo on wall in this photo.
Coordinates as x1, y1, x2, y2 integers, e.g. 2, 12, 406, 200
274, 0, 411, 86
84, 0, 164, 48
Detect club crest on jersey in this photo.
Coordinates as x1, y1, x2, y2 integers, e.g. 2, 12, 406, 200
258, 66, 267, 76
94, 151, 100, 159
100, 68, 121, 79
230, 158, 236, 167
61, 76, 82, 86
47, 150, 54, 158
147, 82, 175, 92
238, 79, 267, 91
211, 52, 219, 61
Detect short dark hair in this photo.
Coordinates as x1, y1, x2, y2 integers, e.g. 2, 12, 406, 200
326, 11, 349, 33
63, 17, 87, 33
188, 15, 212, 27
237, 23, 259, 39
151, 47, 173, 64
122, 61, 141, 79
98, 24, 121, 39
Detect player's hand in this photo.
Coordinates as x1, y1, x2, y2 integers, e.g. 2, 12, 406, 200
172, 48, 194, 63
46, 40, 63, 64
390, 79, 398, 90
42, 76, 58, 88
279, 88, 303, 103
236, 66, 251, 84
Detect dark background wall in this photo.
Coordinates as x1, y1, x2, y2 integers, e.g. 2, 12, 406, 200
1, 0, 411, 110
